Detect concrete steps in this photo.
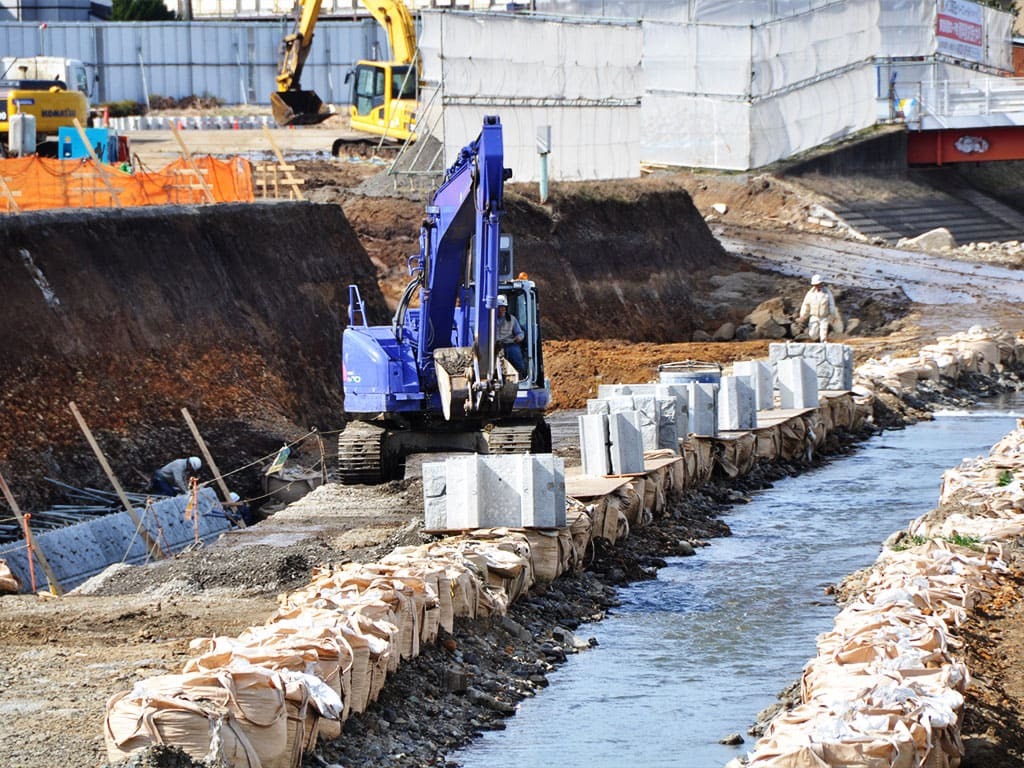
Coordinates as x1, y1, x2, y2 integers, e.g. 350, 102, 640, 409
823, 169, 1024, 245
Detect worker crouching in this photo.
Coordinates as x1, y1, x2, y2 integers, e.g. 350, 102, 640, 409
150, 456, 202, 496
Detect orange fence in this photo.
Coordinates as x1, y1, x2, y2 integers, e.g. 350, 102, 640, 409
0, 155, 255, 212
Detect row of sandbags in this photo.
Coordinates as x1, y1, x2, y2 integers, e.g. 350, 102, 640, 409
741, 538, 1007, 768
855, 327, 1024, 395
738, 423, 1024, 768
915, 419, 1024, 541
104, 516, 592, 767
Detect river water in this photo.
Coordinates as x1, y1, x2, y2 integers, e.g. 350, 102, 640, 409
455, 394, 1024, 768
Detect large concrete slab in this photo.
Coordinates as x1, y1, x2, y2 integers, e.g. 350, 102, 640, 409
0, 489, 231, 593
777, 357, 819, 409
423, 454, 566, 530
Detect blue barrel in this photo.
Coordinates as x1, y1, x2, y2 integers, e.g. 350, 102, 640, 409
658, 360, 722, 385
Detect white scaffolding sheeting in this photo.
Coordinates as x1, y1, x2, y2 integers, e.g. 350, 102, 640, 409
644, 22, 751, 96
750, 1, 878, 97
748, 63, 878, 168
984, 4, 1012, 71
642, 0, 878, 170
879, 0, 934, 57
420, 11, 642, 181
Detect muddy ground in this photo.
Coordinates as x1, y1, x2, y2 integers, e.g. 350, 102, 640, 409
3, 133, 1024, 768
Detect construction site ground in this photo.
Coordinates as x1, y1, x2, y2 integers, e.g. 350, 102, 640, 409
3, 123, 1024, 767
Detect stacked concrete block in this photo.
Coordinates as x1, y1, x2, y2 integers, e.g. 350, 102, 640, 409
717, 375, 757, 431
777, 357, 819, 408
423, 453, 566, 531
733, 360, 774, 411
596, 383, 689, 446
688, 381, 719, 436
608, 411, 645, 474
769, 342, 854, 391
579, 412, 612, 476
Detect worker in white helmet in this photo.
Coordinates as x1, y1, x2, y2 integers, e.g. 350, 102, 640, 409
495, 294, 527, 377
797, 274, 840, 342
150, 456, 202, 496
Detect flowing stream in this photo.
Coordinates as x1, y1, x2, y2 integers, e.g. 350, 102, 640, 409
455, 394, 1024, 768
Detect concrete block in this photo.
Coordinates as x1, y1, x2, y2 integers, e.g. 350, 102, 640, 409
777, 358, 819, 408
688, 382, 718, 436
586, 398, 610, 415
0, 489, 230, 593
423, 454, 566, 530
578, 412, 612, 476
655, 384, 689, 439
656, 396, 680, 452
630, 394, 661, 451
609, 411, 645, 474
770, 342, 853, 392
733, 360, 774, 411
718, 375, 757, 431
423, 461, 449, 531
444, 456, 482, 530
597, 384, 635, 399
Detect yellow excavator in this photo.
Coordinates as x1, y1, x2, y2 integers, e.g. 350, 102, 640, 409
0, 57, 91, 156
271, 0, 419, 154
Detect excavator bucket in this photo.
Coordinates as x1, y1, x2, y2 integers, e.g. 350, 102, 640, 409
271, 90, 335, 127
435, 347, 518, 421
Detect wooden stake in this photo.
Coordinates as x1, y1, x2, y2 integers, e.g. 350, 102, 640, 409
68, 401, 163, 559
170, 124, 216, 204
0, 470, 64, 595
180, 407, 245, 528
262, 125, 305, 201
71, 118, 123, 209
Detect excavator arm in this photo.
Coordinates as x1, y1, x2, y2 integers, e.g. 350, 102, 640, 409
360, 0, 418, 68
270, 0, 335, 126
420, 116, 517, 420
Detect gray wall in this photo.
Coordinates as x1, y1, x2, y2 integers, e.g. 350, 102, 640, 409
0, 19, 382, 105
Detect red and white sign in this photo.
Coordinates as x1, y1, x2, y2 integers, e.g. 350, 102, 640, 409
937, 0, 985, 63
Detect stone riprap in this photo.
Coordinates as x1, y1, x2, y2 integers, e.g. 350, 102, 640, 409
769, 342, 854, 391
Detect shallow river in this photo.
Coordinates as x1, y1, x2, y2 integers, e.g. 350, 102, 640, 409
455, 394, 1024, 768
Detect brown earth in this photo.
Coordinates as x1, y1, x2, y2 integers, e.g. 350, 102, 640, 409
1, 140, 1022, 767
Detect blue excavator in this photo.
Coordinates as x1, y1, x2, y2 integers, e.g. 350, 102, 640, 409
339, 116, 552, 483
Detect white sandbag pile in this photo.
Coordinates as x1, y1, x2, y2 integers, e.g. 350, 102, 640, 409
738, 420, 1024, 768
741, 538, 1007, 768
104, 522, 584, 766
854, 327, 1024, 396
913, 419, 1024, 541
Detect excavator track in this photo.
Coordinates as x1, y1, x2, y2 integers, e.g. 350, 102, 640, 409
486, 420, 552, 455
337, 422, 390, 485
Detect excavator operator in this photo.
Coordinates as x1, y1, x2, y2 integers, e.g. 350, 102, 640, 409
495, 295, 526, 377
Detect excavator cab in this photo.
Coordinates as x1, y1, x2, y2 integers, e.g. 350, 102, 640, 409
346, 61, 417, 142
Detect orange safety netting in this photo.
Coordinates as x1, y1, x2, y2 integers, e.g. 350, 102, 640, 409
0, 155, 255, 212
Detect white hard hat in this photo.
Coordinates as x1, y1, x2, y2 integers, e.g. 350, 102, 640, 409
496, 295, 508, 307
188, 456, 202, 471
229, 492, 240, 503
811, 274, 823, 286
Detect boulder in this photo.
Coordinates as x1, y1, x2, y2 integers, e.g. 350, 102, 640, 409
712, 322, 736, 341
754, 318, 788, 339
896, 227, 956, 252
692, 329, 712, 342
744, 297, 789, 327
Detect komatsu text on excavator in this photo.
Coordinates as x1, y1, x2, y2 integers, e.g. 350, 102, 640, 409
339, 116, 551, 483
271, 0, 419, 155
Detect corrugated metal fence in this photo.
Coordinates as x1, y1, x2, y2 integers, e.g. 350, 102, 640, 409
0, 20, 382, 105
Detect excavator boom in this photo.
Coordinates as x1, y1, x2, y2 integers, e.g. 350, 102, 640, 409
361, 0, 418, 67
271, 0, 335, 126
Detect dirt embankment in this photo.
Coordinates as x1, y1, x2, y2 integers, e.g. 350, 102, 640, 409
0, 202, 384, 508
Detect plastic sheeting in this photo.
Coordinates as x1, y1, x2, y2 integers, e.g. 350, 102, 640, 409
419, 11, 642, 181
879, 0, 1013, 71
640, 1, 878, 170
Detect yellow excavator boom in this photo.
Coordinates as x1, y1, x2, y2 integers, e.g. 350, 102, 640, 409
360, 0, 418, 67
